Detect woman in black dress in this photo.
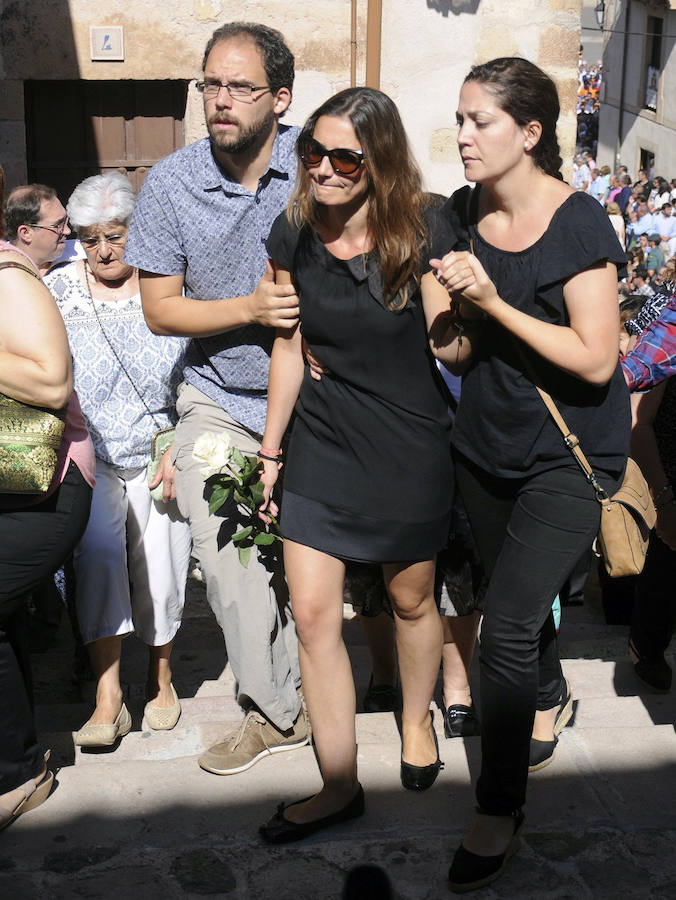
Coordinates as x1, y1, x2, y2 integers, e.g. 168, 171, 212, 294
431, 59, 630, 891
257, 87, 458, 842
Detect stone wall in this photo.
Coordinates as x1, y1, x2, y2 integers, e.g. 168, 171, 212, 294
597, 0, 676, 177
0, 0, 583, 192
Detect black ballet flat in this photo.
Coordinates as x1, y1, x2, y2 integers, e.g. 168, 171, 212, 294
448, 809, 525, 893
400, 713, 443, 791
444, 703, 481, 739
259, 784, 364, 844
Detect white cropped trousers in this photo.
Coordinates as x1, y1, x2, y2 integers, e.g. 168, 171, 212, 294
73, 458, 191, 646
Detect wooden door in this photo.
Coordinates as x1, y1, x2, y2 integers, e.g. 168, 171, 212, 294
25, 80, 188, 201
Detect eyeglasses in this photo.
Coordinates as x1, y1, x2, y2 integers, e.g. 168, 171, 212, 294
28, 219, 69, 237
78, 233, 126, 249
298, 138, 365, 176
196, 80, 270, 102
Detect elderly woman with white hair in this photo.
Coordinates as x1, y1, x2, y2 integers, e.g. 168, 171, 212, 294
45, 172, 191, 747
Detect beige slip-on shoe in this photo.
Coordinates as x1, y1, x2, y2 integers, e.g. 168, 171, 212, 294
0, 751, 54, 832
143, 684, 181, 731
75, 703, 132, 747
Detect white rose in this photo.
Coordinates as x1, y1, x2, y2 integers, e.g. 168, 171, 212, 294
192, 431, 232, 477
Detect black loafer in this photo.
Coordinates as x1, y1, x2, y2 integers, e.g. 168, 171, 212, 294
401, 713, 443, 791
528, 680, 573, 772
259, 785, 364, 844
444, 704, 481, 739
448, 809, 524, 893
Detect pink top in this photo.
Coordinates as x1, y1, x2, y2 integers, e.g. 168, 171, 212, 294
0, 241, 95, 506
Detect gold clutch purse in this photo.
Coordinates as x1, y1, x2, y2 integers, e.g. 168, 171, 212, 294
0, 393, 67, 494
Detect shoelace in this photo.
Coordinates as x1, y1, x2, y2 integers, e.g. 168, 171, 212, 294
229, 711, 267, 749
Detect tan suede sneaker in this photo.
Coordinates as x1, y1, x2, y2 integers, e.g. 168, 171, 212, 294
198, 707, 310, 775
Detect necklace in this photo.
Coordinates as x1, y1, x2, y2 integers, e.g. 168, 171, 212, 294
82, 260, 138, 302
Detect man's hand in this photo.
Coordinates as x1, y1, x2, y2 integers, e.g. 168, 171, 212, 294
247, 261, 300, 329
302, 337, 330, 381
148, 446, 176, 502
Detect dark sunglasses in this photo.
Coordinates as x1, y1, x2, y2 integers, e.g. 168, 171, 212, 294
298, 138, 364, 176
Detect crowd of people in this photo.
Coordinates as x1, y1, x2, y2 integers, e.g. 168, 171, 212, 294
576, 57, 601, 155
1, 20, 674, 896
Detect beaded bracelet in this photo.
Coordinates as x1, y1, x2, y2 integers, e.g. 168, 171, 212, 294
257, 451, 282, 464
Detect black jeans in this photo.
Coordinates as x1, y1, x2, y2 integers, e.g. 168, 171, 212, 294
631, 531, 676, 660
0, 462, 92, 793
455, 453, 622, 814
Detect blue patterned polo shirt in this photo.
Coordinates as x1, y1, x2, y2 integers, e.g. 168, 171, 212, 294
125, 125, 299, 434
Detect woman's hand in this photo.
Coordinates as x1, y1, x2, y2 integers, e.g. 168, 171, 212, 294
258, 457, 281, 524
429, 251, 499, 313
148, 445, 176, 502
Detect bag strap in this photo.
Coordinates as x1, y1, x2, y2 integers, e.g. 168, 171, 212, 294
82, 266, 163, 431
0, 259, 42, 280
463, 187, 611, 508
510, 335, 612, 507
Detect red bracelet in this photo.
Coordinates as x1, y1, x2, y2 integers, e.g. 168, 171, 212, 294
259, 446, 282, 457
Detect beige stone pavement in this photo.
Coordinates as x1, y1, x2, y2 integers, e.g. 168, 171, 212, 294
2, 573, 675, 899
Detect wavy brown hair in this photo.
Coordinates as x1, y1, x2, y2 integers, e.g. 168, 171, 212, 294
288, 87, 426, 310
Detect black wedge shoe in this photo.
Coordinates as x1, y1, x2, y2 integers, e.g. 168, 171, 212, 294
259, 784, 364, 844
448, 808, 525, 893
400, 712, 443, 791
528, 679, 573, 772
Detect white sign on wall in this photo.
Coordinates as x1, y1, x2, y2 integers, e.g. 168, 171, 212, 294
90, 26, 124, 61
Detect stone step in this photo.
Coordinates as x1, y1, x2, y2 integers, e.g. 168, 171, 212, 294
7, 714, 676, 900
37, 687, 676, 770
562, 655, 676, 700
10, 724, 676, 845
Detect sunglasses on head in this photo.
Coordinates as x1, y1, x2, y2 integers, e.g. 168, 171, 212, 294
298, 138, 364, 175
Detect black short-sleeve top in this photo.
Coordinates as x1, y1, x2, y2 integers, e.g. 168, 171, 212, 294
441, 187, 631, 478
266, 207, 456, 525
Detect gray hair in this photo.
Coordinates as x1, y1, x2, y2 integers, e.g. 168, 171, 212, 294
67, 172, 136, 230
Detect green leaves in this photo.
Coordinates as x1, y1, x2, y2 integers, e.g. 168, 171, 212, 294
205, 449, 281, 567
208, 484, 231, 515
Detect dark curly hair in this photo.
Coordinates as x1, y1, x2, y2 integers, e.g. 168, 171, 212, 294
202, 22, 294, 96
464, 57, 563, 179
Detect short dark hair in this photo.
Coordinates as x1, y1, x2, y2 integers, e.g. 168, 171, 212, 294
202, 22, 294, 96
5, 183, 57, 241
463, 57, 562, 178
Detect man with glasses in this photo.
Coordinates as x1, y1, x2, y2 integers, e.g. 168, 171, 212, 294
5, 184, 71, 274
125, 22, 309, 777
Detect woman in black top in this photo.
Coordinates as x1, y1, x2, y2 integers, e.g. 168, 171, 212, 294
257, 87, 459, 842
432, 58, 630, 891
